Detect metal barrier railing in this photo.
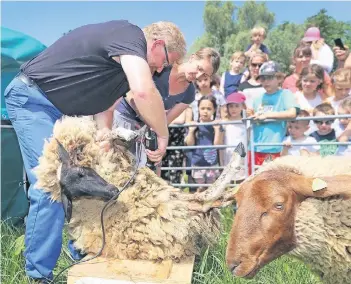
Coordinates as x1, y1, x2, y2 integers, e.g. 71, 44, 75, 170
165, 113, 351, 188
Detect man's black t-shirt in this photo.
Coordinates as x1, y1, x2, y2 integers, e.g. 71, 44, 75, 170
21, 20, 147, 115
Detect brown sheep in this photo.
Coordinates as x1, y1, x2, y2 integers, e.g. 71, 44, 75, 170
226, 155, 351, 284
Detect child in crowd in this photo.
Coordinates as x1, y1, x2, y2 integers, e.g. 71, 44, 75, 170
327, 67, 351, 112
295, 64, 326, 114
184, 96, 224, 192
281, 110, 319, 156
310, 103, 338, 156
245, 26, 270, 58
335, 98, 351, 156
222, 92, 247, 181
220, 52, 247, 98
187, 74, 226, 121
249, 61, 297, 174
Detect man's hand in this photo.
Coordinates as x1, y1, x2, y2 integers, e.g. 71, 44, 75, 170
145, 135, 168, 164
333, 46, 349, 62
96, 127, 112, 152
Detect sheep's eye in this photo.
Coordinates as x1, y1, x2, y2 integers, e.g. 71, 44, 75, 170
261, 212, 268, 218
274, 203, 284, 210
78, 168, 85, 177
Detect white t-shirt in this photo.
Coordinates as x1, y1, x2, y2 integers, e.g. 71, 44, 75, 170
327, 95, 351, 113
311, 43, 334, 74
223, 123, 246, 180
295, 91, 323, 112
334, 120, 351, 156
283, 136, 320, 156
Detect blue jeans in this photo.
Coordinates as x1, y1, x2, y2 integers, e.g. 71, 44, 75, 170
4, 77, 64, 280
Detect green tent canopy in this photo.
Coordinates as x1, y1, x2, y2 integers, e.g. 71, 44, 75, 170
1, 27, 46, 225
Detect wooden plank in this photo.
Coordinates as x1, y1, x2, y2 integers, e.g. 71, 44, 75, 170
67, 255, 195, 284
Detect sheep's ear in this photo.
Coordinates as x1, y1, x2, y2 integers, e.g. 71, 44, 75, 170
296, 175, 351, 199
56, 139, 70, 166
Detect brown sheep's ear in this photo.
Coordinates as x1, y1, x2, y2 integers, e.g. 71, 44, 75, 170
294, 175, 351, 199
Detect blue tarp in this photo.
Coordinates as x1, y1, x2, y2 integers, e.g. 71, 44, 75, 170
1, 27, 46, 225
1, 26, 46, 119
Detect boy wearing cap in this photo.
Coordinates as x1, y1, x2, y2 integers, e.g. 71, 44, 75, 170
249, 61, 298, 174
302, 26, 334, 73
221, 92, 247, 180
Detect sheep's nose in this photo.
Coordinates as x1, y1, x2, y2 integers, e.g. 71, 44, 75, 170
228, 261, 241, 274
105, 184, 120, 200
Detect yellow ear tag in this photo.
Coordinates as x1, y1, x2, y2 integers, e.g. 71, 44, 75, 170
312, 178, 327, 192
232, 185, 240, 195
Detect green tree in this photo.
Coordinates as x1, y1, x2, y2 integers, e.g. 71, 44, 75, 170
265, 22, 305, 73
203, 1, 237, 55
236, 0, 275, 31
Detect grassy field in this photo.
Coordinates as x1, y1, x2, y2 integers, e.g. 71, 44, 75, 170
1, 208, 322, 284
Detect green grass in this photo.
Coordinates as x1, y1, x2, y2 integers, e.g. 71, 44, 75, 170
1, 209, 321, 284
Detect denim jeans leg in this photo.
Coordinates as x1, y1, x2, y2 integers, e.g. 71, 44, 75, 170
4, 78, 64, 280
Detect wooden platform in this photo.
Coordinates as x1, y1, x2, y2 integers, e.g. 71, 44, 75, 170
67, 255, 195, 284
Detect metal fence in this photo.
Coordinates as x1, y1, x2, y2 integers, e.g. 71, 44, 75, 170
164, 113, 351, 188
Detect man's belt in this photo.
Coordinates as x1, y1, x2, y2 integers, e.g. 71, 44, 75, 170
16, 73, 42, 93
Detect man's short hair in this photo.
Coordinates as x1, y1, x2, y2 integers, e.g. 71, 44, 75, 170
143, 21, 186, 60
313, 103, 335, 116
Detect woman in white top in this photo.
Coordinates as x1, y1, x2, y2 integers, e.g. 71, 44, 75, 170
237, 51, 267, 110
302, 27, 334, 73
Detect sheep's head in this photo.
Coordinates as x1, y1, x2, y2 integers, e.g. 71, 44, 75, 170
57, 140, 119, 221
226, 167, 351, 279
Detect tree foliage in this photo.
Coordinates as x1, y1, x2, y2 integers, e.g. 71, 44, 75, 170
190, 1, 351, 75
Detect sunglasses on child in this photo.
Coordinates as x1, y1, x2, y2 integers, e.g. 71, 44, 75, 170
313, 120, 334, 125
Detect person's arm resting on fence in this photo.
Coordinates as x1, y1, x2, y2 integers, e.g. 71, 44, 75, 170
184, 123, 197, 146
213, 120, 224, 145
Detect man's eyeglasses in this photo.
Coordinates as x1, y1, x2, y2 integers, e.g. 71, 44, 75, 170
313, 120, 334, 125
164, 45, 169, 67
251, 63, 263, 68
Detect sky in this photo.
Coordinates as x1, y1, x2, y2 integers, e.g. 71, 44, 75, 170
2, 1, 351, 48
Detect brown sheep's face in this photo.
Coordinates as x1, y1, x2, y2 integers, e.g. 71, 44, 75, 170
226, 171, 299, 278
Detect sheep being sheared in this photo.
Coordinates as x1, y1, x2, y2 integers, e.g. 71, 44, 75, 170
34, 116, 243, 261
226, 155, 351, 284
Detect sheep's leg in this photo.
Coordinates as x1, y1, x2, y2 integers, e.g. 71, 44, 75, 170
194, 144, 245, 203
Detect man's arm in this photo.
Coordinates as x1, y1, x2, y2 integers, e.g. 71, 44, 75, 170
116, 55, 168, 139
94, 98, 122, 130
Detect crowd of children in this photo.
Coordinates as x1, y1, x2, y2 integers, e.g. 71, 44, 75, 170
161, 25, 351, 190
